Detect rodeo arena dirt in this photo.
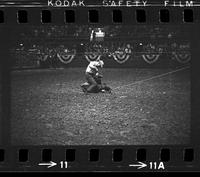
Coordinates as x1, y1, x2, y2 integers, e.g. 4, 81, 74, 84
10, 25, 190, 145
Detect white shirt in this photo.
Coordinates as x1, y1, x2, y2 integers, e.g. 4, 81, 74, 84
86, 61, 101, 74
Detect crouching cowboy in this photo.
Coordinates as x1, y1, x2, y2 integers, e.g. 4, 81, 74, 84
81, 60, 104, 93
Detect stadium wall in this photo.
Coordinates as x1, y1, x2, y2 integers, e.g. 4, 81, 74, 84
11, 52, 191, 69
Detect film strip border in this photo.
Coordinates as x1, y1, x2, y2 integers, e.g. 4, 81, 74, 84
0, 0, 200, 7
0, 1, 200, 172
0, 147, 200, 171
0, 8, 199, 24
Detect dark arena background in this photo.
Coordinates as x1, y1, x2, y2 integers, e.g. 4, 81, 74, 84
10, 25, 191, 145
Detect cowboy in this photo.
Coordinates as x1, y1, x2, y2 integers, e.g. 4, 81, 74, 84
81, 60, 104, 93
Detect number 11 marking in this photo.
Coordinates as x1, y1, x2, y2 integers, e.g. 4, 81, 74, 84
60, 161, 68, 168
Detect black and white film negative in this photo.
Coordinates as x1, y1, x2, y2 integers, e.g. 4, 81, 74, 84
0, 0, 200, 172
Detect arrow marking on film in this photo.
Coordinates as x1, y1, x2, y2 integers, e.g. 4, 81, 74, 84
38, 161, 57, 168
129, 162, 147, 169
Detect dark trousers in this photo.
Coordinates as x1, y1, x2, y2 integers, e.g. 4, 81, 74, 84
85, 73, 99, 93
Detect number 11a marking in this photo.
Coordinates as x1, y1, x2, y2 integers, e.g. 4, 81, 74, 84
149, 162, 165, 170
60, 161, 68, 168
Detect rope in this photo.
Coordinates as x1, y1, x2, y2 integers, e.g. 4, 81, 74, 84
114, 65, 190, 90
